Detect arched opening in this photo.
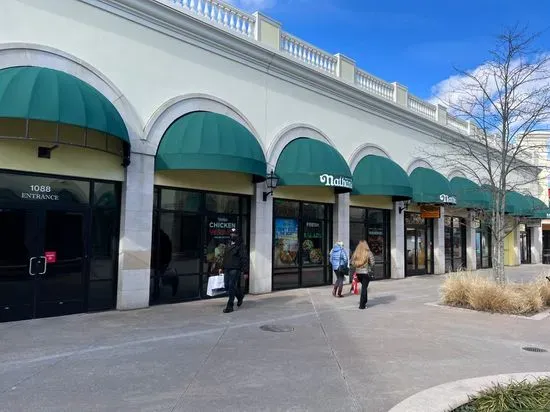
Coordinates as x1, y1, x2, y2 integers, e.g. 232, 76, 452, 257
150, 110, 266, 305
0, 66, 128, 322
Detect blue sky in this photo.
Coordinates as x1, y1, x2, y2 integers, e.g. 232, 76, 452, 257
233, 0, 550, 100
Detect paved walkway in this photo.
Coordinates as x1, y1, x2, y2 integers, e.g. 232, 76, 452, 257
1, 266, 549, 412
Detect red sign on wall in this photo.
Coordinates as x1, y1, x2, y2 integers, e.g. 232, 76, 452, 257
45, 251, 57, 264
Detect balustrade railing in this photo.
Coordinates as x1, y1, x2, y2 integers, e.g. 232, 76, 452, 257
355, 69, 394, 101
280, 32, 337, 75
170, 0, 255, 37
408, 95, 437, 121
163, 0, 482, 137
447, 115, 469, 133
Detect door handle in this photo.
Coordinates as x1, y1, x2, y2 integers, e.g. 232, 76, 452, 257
29, 257, 37, 276
39, 256, 47, 275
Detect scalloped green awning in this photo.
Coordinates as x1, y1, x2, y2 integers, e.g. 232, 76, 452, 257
409, 167, 456, 204
275, 137, 353, 193
450, 177, 490, 210
0, 66, 129, 144
525, 195, 550, 219
155, 111, 267, 181
506, 191, 532, 217
352, 155, 412, 200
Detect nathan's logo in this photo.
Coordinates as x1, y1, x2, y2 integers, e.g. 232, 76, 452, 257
439, 194, 457, 204
320, 174, 353, 189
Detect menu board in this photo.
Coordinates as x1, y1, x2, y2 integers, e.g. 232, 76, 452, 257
302, 221, 324, 266
274, 218, 298, 267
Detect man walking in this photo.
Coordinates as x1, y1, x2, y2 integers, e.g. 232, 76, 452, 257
220, 228, 248, 313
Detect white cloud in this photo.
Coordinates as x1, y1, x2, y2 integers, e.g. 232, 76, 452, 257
429, 56, 550, 135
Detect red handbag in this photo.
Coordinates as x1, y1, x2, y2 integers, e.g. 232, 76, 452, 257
351, 273, 359, 295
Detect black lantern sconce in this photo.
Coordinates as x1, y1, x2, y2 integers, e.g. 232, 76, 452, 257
398, 200, 411, 214
263, 170, 280, 201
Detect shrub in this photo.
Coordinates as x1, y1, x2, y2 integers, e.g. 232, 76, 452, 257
441, 272, 549, 315
454, 377, 550, 412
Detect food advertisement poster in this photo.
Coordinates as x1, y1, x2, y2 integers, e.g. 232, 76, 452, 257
302, 221, 324, 265
206, 216, 238, 269
274, 218, 298, 267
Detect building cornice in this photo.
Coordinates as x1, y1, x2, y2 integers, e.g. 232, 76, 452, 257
77, 0, 535, 170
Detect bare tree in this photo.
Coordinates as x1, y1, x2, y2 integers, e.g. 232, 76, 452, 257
428, 26, 550, 283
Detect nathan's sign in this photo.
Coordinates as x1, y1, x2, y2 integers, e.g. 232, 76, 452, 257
319, 174, 353, 189
439, 194, 457, 205
420, 205, 440, 219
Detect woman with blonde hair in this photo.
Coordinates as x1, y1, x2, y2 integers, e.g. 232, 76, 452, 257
351, 241, 375, 309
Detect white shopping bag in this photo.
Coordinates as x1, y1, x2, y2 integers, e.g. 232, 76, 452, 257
207, 273, 226, 297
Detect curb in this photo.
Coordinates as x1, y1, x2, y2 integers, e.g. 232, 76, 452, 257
387, 372, 550, 412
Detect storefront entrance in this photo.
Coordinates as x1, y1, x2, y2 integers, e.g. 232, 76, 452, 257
151, 187, 250, 304
520, 227, 532, 264
272, 200, 333, 290
445, 216, 466, 272
349, 207, 391, 279
0, 171, 121, 322
405, 212, 434, 276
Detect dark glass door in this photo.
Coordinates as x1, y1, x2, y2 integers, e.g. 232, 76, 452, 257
37, 210, 86, 318
405, 213, 433, 276
0, 208, 87, 322
0, 209, 38, 322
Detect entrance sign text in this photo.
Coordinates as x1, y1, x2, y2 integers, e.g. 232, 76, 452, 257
319, 174, 353, 189
439, 194, 457, 204
21, 185, 59, 201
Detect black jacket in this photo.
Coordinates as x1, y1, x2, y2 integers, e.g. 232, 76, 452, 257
222, 240, 248, 272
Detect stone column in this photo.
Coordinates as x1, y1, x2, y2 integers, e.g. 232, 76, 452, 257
333, 193, 350, 282
390, 202, 406, 279
117, 152, 155, 310
433, 207, 446, 274
249, 182, 273, 294
465, 211, 477, 271
531, 226, 543, 264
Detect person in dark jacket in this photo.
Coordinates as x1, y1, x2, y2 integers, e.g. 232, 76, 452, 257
219, 228, 248, 313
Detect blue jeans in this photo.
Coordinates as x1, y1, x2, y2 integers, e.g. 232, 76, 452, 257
224, 269, 243, 308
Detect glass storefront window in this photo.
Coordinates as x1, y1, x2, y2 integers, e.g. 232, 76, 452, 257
0, 171, 121, 319
349, 207, 390, 280
273, 200, 332, 290
160, 189, 201, 212
444, 216, 466, 272
151, 187, 250, 305
405, 212, 434, 276
476, 224, 492, 269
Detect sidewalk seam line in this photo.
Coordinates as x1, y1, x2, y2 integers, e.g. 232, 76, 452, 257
307, 289, 362, 412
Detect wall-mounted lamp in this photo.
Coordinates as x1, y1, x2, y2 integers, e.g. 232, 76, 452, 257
398, 200, 411, 214
37, 145, 59, 159
263, 170, 280, 201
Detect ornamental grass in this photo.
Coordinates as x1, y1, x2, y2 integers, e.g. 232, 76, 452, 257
453, 377, 550, 412
441, 272, 550, 315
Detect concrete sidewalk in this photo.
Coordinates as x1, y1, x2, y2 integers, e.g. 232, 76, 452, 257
0, 266, 549, 412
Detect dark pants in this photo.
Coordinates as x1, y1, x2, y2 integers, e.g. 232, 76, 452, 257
334, 271, 345, 288
359, 274, 370, 308
224, 269, 243, 308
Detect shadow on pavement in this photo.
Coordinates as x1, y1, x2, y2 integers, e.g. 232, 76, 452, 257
368, 294, 397, 307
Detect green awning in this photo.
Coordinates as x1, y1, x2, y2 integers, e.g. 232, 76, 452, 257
409, 167, 456, 204
450, 177, 490, 209
275, 137, 353, 193
506, 191, 532, 217
0, 66, 129, 144
155, 111, 267, 181
525, 195, 550, 219
352, 155, 412, 200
